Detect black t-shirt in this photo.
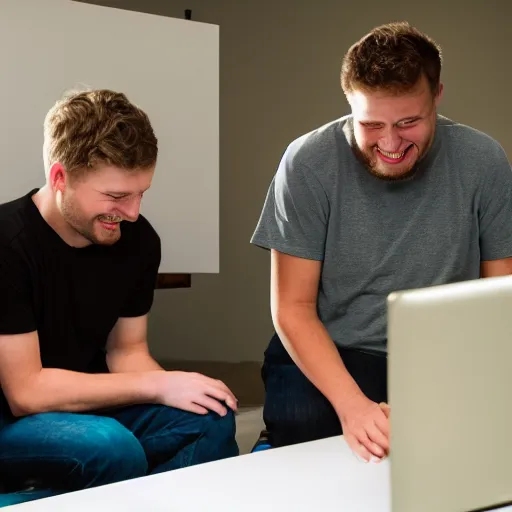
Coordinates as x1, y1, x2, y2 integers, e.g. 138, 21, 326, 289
0, 189, 161, 374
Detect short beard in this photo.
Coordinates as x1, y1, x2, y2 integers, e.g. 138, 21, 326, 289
345, 118, 433, 183
352, 141, 419, 182
60, 193, 118, 246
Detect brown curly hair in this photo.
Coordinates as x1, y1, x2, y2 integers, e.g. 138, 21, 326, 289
341, 21, 442, 96
43, 88, 158, 179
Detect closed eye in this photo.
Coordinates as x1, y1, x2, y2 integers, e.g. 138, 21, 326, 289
106, 193, 129, 200
397, 118, 421, 128
361, 122, 383, 129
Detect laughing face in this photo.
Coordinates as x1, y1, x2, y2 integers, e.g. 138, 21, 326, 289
347, 75, 443, 181
53, 164, 154, 247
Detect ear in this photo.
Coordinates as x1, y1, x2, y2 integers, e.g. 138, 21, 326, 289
435, 83, 444, 106
345, 91, 355, 109
48, 163, 67, 192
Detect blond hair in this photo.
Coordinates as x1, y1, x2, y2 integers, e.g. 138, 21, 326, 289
43, 88, 158, 178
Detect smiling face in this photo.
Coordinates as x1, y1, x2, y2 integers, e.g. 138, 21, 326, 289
347, 76, 443, 181
52, 163, 154, 246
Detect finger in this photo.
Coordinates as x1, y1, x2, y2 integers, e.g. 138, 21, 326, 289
379, 402, 390, 418
214, 379, 238, 404
205, 386, 238, 411
185, 403, 209, 415
226, 397, 238, 411
211, 381, 239, 410
374, 407, 390, 438
195, 396, 228, 417
357, 431, 385, 459
367, 423, 389, 454
194, 375, 239, 409
346, 434, 372, 463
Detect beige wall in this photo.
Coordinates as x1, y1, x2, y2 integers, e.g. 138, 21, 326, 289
79, 0, 511, 362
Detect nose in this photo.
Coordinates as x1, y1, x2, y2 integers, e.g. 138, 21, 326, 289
120, 196, 142, 222
379, 127, 402, 152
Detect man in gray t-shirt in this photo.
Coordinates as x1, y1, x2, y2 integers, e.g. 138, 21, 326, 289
251, 22, 512, 461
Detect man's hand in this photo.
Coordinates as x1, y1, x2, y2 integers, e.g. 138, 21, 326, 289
152, 371, 238, 417
338, 394, 390, 462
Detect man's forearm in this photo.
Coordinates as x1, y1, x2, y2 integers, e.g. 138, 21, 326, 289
12, 368, 159, 417
275, 306, 364, 415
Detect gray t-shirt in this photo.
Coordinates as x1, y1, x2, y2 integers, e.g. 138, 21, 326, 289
251, 114, 512, 354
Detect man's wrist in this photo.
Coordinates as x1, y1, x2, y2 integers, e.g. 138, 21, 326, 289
139, 371, 164, 404
333, 387, 365, 418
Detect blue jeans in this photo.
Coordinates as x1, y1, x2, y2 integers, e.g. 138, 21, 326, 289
262, 332, 387, 447
0, 402, 238, 504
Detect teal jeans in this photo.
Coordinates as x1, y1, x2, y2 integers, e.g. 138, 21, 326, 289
0, 403, 238, 506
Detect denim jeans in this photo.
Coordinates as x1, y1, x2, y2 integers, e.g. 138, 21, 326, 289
262, 332, 387, 447
0, 401, 239, 505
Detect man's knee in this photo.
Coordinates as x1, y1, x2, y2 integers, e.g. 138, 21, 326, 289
192, 408, 239, 460
142, 405, 239, 473
203, 408, 237, 444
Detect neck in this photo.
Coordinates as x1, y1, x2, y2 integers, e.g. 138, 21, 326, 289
32, 185, 90, 248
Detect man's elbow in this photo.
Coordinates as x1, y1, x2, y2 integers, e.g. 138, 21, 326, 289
4, 380, 45, 417
7, 392, 38, 417
272, 302, 318, 336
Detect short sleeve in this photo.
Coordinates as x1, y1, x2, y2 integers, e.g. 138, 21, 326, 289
250, 146, 330, 261
0, 248, 36, 334
119, 224, 161, 318
478, 141, 512, 261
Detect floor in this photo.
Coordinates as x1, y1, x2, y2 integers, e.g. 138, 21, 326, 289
235, 407, 265, 454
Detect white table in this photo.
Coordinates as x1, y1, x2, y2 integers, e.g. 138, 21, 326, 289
10, 436, 391, 511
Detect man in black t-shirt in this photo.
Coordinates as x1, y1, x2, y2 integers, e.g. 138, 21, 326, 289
0, 89, 238, 502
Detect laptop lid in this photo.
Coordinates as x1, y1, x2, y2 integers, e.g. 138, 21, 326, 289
387, 275, 512, 512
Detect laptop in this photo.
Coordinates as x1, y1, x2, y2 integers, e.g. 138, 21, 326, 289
387, 274, 512, 512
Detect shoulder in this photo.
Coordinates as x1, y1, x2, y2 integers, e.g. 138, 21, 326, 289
0, 191, 34, 250
0, 192, 36, 277
437, 116, 509, 166
281, 115, 353, 173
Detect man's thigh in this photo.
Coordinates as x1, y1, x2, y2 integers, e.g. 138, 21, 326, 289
0, 411, 147, 491
262, 360, 343, 447
262, 332, 342, 446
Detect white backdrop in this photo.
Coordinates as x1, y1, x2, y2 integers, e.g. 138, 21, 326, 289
0, 0, 219, 273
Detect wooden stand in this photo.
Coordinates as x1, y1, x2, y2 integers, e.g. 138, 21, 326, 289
156, 274, 191, 289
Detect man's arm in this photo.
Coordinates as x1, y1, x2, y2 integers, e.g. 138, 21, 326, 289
0, 330, 238, 418
480, 257, 512, 278
0, 330, 159, 417
106, 315, 163, 373
0, 251, 159, 416
271, 249, 389, 461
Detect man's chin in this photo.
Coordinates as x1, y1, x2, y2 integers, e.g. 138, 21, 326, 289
96, 236, 120, 246
94, 231, 121, 246
80, 228, 121, 246
92, 220, 122, 245
352, 142, 419, 182
369, 164, 418, 182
